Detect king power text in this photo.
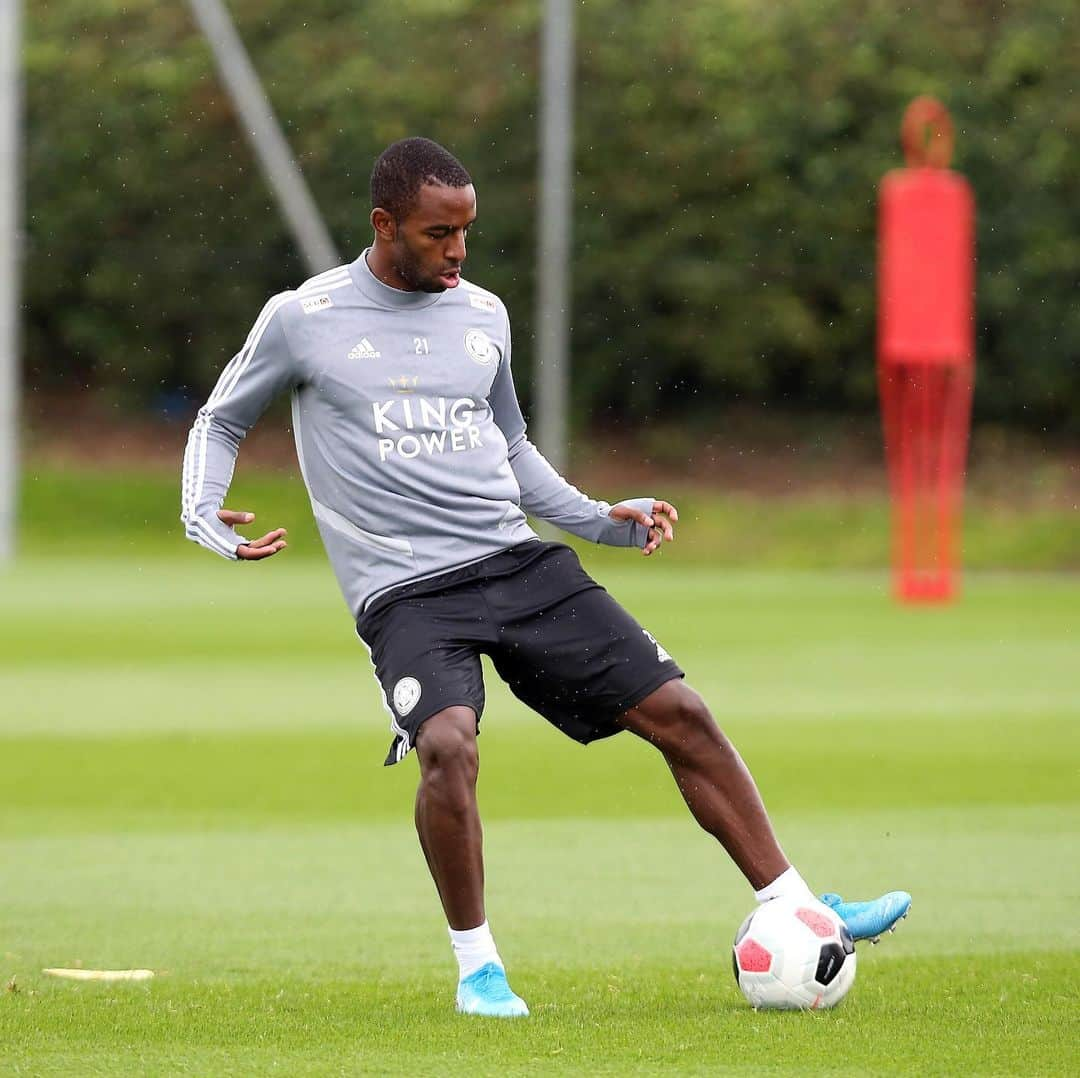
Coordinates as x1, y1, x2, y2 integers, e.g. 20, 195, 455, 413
372, 396, 484, 462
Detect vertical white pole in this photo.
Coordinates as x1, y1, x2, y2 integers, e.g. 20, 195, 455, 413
535, 0, 574, 473
0, 0, 21, 563
186, 0, 339, 275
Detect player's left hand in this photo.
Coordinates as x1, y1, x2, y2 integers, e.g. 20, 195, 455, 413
610, 500, 678, 556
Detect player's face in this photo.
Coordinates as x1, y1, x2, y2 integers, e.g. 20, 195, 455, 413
391, 183, 477, 293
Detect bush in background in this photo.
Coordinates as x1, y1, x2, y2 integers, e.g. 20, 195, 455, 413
22, 0, 1080, 431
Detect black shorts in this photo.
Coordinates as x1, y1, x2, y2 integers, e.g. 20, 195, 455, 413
356, 542, 684, 765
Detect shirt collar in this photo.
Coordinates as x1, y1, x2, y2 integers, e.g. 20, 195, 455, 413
349, 248, 446, 310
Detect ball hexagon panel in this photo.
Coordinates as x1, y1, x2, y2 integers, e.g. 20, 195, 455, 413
815, 942, 847, 986
735, 938, 774, 973
796, 907, 836, 939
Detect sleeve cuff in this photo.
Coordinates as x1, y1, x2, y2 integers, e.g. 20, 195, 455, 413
606, 496, 654, 548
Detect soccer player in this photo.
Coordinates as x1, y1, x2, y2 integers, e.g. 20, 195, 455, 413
181, 137, 910, 1018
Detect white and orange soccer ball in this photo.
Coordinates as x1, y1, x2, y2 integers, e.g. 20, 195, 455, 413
732, 896, 857, 1010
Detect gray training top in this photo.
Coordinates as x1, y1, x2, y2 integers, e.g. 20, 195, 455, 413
181, 252, 653, 618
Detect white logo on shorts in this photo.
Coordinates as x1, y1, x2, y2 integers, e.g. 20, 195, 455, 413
464, 328, 497, 365
393, 676, 422, 716
643, 629, 672, 663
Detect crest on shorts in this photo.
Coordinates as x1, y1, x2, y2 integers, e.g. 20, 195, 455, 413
464, 328, 497, 366
642, 629, 672, 663
393, 676, 422, 716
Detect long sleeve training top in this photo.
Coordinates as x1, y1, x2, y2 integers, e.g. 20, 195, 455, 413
181, 252, 652, 618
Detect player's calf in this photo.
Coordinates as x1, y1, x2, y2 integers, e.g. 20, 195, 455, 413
414, 707, 487, 933
621, 681, 791, 888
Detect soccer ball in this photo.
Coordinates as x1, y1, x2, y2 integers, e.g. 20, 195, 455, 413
732, 896, 856, 1010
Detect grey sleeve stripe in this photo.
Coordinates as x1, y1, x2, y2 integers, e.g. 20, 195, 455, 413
180, 411, 244, 559
188, 514, 240, 559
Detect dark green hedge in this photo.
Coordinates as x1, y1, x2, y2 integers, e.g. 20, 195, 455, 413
23, 0, 1080, 430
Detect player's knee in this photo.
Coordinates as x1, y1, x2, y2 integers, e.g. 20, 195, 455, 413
641, 683, 722, 757
670, 686, 719, 742
416, 707, 479, 783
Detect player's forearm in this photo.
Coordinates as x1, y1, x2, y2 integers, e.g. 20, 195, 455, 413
179, 293, 296, 558
489, 341, 651, 543
179, 408, 249, 559
508, 437, 652, 547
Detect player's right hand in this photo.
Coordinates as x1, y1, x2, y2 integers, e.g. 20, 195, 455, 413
217, 509, 288, 561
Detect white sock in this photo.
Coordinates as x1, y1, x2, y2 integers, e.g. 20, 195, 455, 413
753, 866, 815, 904
448, 920, 503, 980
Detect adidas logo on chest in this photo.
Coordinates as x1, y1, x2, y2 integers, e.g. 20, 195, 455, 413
348, 338, 381, 360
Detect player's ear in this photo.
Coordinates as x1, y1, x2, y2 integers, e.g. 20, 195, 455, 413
371, 207, 396, 242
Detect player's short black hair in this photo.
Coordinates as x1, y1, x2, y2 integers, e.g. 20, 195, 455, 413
370, 137, 472, 221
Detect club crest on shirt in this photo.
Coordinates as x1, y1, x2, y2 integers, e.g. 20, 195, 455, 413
464, 328, 497, 366
393, 676, 422, 716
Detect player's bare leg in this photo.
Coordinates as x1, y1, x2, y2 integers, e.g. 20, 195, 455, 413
414, 705, 528, 1016
414, 706, 485, 929
617, 679, 789, 889
617, 678, 911, 939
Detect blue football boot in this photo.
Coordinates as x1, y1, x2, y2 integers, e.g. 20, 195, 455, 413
455, 962, 530, 1018
821, 891, 912, 943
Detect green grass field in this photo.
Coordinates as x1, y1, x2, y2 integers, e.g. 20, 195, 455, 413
17, 462, 1080, 569
2, 547, 1079, 1074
